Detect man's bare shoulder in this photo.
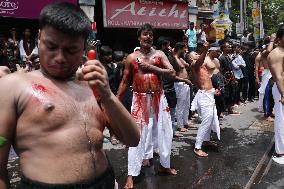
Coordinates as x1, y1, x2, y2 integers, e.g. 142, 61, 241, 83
268, 47, 284, 61
126, 52, 139, 62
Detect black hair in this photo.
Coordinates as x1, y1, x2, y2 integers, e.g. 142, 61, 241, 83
137, 23, 154, 37
276, 25, 284, 39
174, 42, 185, 52
100, 46, 112, 56
156, 36, 170, 50
190, 22, 194, 25
39, 2, 92, 40
113, 51, 125, 62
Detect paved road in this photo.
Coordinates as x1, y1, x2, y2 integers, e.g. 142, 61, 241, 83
8, 101, 283, 188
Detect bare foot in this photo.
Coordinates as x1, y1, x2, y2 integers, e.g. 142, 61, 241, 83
194, 148, 208, 157
173, 132, 183, 138
263, 116, 274, 122
110, 136, 119, 145
124, 176, 133, 189
142, 159, 150, 167
177, 128, 188, 132
158, 164, 177, 175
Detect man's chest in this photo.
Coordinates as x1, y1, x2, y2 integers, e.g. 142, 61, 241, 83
18, 82, 102, 126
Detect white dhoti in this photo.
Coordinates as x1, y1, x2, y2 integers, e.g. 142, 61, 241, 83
258, 69, 272, 111
272, 84, 284, 154
174, 82, 191, 128
128, 91, 173, 176
191, 89, 220, 149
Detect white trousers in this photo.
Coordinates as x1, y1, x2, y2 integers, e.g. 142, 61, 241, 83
272, 84, 284, 154
258, 69, 272, 110
174, 82, 191, 128
128, 92, 173, 176
191, 89, 220, 149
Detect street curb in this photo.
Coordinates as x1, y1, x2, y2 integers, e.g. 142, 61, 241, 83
244, 136, 275, 189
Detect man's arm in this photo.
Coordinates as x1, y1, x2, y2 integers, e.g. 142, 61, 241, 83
263, 33, 276, 57
82, 60, 140, 147
194, 42, 209, 68
255, 52, 261, 86
268, 50, 284, 104
0, 75, 17, 189
116, 55, 132, 101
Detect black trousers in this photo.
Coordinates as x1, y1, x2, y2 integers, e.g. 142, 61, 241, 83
18, 165, 115, 189
248, 73, 256, 101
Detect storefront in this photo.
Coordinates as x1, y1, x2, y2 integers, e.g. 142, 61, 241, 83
95, 0, 188, 53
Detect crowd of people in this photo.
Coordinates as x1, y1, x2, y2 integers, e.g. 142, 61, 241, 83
0, 2, 283, 189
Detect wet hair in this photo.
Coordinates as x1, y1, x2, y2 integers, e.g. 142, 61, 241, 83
276, 25, 284, 39
99, 46, 112, 56
174, 42, 185, 52
113, 51, 125, 62
156, 36, 170, 50
137, 23, 154, 37
39, 2, 92, 40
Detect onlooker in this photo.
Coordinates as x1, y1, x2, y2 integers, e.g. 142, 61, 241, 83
185, 22, 197, 52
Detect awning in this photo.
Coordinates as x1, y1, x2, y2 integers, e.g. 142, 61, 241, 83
0, 0, 77, 19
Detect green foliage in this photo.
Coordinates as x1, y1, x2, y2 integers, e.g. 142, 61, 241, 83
0, 136, 7, 147
230, 0, 284, 35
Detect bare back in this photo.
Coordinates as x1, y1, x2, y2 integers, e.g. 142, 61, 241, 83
204, 56, 217, 76
175, 56, 189, 79
5, 71, 109, 183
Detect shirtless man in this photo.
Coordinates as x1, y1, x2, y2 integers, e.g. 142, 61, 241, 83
256, 33, 276, 118
205, 46, 225, 119
268, 25, 284, 164
190, 42, 220, 157
117, 24, 177, 189
0, 3, 139, 189
0, 66, 10, 78
173, 42, 192, 132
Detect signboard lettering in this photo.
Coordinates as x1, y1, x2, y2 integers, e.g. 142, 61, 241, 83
103, 0, 188, 29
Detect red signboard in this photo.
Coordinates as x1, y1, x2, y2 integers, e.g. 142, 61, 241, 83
103, 0, 188, 29
0, 0, 77, 19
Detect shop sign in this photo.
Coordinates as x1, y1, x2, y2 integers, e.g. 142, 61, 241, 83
103, 0, 188, 29
0, 0, 77, 19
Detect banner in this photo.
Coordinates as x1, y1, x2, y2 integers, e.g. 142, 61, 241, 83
102, 0, 188, 29
0, 0, 77, 19
211, 0, 232, 40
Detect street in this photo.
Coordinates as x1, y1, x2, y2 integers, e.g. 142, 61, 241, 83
7, 101, 283, 189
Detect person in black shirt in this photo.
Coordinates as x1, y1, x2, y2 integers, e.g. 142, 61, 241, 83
99, 46, 120, 145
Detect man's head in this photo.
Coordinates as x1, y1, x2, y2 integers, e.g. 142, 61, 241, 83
189, 22, 195, 30
220, 42, 232, 54
23, 28, 31, 39
0, 66, 11, 78
156, 36, 170, 53
137, 24, 154, 49
113, 50, 125, 65
188, 51, 200, 63
174, 42, 186, 58
38, 2, 92, 80
208, 44, 221, 58
99, 46, 113, 64
276, 25, 284, 47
